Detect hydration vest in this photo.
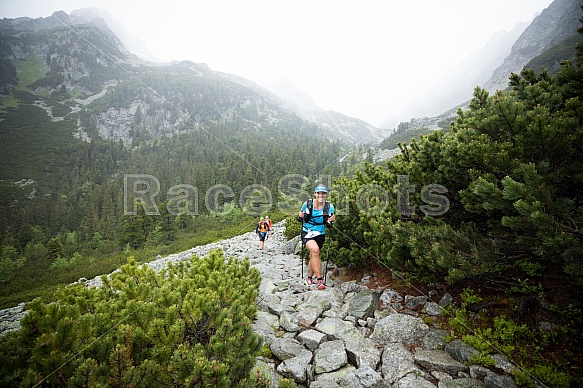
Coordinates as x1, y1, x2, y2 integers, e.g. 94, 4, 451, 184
303, 199, 331, 225
258, 221, 269, 232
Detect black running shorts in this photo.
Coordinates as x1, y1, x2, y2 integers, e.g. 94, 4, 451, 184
301, 231, 325, 249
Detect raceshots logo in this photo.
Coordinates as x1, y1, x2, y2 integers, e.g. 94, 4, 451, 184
123, 174, 450, 217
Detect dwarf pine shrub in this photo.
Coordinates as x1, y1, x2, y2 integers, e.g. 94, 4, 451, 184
283, 215, 301, 241
0, 249, 264, 387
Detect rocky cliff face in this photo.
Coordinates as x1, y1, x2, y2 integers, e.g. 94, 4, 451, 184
484, 0, 582, 92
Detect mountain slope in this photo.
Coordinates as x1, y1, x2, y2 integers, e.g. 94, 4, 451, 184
266, 78, 392, 144
0, 11, 353, 249
0, 9, 352, 161
220, 75, 392, 144
0, 9, 383, 148
484, 0, 582, 92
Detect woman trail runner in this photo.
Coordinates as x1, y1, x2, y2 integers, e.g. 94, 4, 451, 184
256, 217, 270, 250
297, 184, 335, 290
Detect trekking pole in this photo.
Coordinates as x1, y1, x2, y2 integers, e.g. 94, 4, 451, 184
323, 225, 332, 284
300, 221, 304, 281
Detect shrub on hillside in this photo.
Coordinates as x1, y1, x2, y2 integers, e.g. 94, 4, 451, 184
283, 216, 301, 240
0, 250, 264, 386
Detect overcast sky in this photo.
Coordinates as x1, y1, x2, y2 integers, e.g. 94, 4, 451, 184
1, 0, 554, 127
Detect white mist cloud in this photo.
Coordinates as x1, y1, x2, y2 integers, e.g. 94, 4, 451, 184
0, 0, 554, 127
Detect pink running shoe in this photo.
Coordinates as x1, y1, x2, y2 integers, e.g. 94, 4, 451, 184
317, 278, 326, 290
304, 277, 314, 286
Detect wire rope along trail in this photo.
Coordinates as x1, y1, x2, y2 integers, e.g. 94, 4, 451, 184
0, 220, 535, 387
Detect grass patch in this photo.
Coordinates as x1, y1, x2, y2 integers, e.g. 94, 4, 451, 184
12, 53, 46, 90
0, 95, 19, 111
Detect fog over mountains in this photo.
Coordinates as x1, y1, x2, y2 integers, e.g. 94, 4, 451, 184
210, 0, 578, 131
392, 20, 532, 126
0, 0, 580, 142
376, 0, 581, 129
61, 0, 582, 133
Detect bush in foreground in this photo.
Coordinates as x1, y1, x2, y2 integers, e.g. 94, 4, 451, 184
0, 249, 263, 387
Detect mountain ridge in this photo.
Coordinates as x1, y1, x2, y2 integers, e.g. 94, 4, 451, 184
0, 10, 354, 256
484, 0, 582, 92
377, 0, 582, 143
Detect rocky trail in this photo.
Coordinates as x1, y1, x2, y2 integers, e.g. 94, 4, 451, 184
0, 221, 527, 387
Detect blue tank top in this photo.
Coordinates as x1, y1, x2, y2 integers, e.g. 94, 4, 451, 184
301, 201, 334, 235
